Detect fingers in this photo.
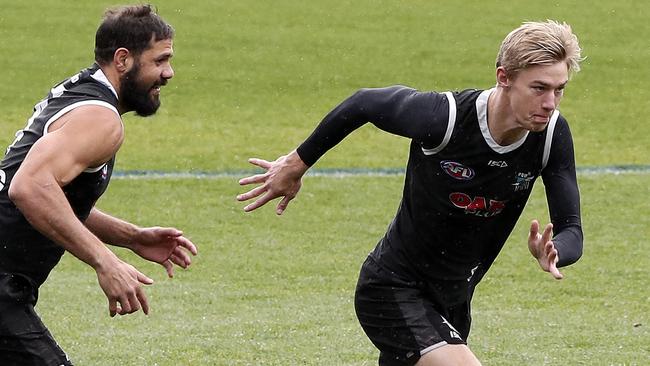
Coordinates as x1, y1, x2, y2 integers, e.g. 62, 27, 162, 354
238, 173, 269, 186
546, 244, 564, 280
276, 195, 294, 215
161, 259, 174, 278
529, 219, 540, 240
137, 270, 154, 285
248, 158, 272, 169
171, 246, 192, 268
109, 298, 118, 317
237, 184, 268, 202
136, 287, 150, 315
541, 223, 554, 244
243, 192, 275, 212
147, 226, 182, 237
543, 240, 563, 280
175, 235, 198, 256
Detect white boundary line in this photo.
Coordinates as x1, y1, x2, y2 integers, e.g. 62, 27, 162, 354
112, 166, 650, 180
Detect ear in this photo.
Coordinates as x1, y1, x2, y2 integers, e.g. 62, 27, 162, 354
113, 48, 132, 72
496, 66, 510, 88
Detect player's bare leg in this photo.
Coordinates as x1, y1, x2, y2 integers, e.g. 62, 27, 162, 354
415, 344, 482, 366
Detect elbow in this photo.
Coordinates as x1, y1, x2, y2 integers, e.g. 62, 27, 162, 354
7, 174, 37, 209
7, 180, 28, 208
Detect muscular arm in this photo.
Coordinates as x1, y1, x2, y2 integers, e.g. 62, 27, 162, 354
85, 208, 139, 248
296, 86, 451, 166
8, 105, 155, 316
9, 105, 124, 270
84, 208, 197, 275
542, 118, 583, 267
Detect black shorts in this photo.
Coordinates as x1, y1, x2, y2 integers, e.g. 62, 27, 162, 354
354, 257, 472, 366
0, 273, 73, 366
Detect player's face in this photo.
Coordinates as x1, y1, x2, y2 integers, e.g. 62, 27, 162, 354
505, 62, 568, 132
120, 38, 174, 116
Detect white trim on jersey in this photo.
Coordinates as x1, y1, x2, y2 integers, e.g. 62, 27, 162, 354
476, 88, 528, 154
420, 341, 449, 356
421, 91, 456, 155
541, 110, 560, 170
90, 68, 119, 99
42, 100, 121, 173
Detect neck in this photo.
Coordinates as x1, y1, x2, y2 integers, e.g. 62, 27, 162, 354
487, 87, 527, 145
98, 63, 128, 115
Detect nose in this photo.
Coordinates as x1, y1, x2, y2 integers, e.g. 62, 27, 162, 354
162, 64, 174, 80
541, 91, 556, 111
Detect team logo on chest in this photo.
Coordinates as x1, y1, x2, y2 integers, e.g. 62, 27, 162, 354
512, 172, 534, 192
440, 160, 475, 180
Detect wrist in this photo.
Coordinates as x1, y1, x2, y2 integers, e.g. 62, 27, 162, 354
286, 150, 310, 174
91, 249, 119, 273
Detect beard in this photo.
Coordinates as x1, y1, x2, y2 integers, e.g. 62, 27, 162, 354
119, 62, 164, 117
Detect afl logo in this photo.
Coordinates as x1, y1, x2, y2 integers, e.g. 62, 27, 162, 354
440, 160, 475, 180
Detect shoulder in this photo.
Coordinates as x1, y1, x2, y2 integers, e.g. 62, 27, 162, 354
550, 113, 574, 142
49, 104, 123, 145
351, 85, 450, 112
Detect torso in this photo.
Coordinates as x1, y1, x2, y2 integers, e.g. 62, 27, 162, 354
0, 64, 120, 286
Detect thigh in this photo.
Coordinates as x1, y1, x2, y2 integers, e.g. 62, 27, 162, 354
416, 344, 482, 366
0, 273, 73, 366
354, 258, 467, 366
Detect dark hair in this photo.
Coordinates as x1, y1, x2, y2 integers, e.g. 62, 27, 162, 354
94, 4, 174, 64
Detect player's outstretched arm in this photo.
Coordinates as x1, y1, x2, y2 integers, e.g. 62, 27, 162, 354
237, 150, 309, 215
528, 219, 563, 280
85, 208, 198, 278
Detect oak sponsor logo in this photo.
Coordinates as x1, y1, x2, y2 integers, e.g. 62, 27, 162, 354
449, 192, 506, 217
440, 160, 474, 180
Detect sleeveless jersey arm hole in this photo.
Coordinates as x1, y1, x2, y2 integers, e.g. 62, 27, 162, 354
541, 110, 560, 169
421, 91, 455, 155
43, 100, 121, 136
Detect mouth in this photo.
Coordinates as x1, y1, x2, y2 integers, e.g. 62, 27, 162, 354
151, 85, 162, 96
150, 80, 167, 96
531, 114, 550, 123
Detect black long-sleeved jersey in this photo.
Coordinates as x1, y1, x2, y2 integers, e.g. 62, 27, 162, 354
297, 86, 583, 301
0, 64, 119, 286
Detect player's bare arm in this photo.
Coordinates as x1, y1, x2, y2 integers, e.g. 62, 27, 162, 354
85, 208, 198, 278
8, 105, 154, 317
237, 150, 309, 215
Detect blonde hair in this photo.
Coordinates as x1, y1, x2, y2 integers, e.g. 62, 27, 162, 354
496, 20, 583, 76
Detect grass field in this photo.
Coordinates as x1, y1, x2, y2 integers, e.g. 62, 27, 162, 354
1, 1, 649, 365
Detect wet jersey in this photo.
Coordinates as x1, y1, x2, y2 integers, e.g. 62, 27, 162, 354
297, 86, 583, 302
0, 64, 120, 286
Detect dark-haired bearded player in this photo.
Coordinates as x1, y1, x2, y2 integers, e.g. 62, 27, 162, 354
0, 5, 196, 365
237, 20, 583, 366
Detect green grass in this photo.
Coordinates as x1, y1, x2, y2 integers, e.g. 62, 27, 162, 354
1, 0, 649, 365
1, 0, 649, 169
38, 174, 649, 365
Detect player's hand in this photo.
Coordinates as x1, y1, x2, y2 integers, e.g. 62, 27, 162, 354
237, 150, 309, 215
130, 227, 198, 278
528, 220, 563, 280
95, 256, 154, 317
